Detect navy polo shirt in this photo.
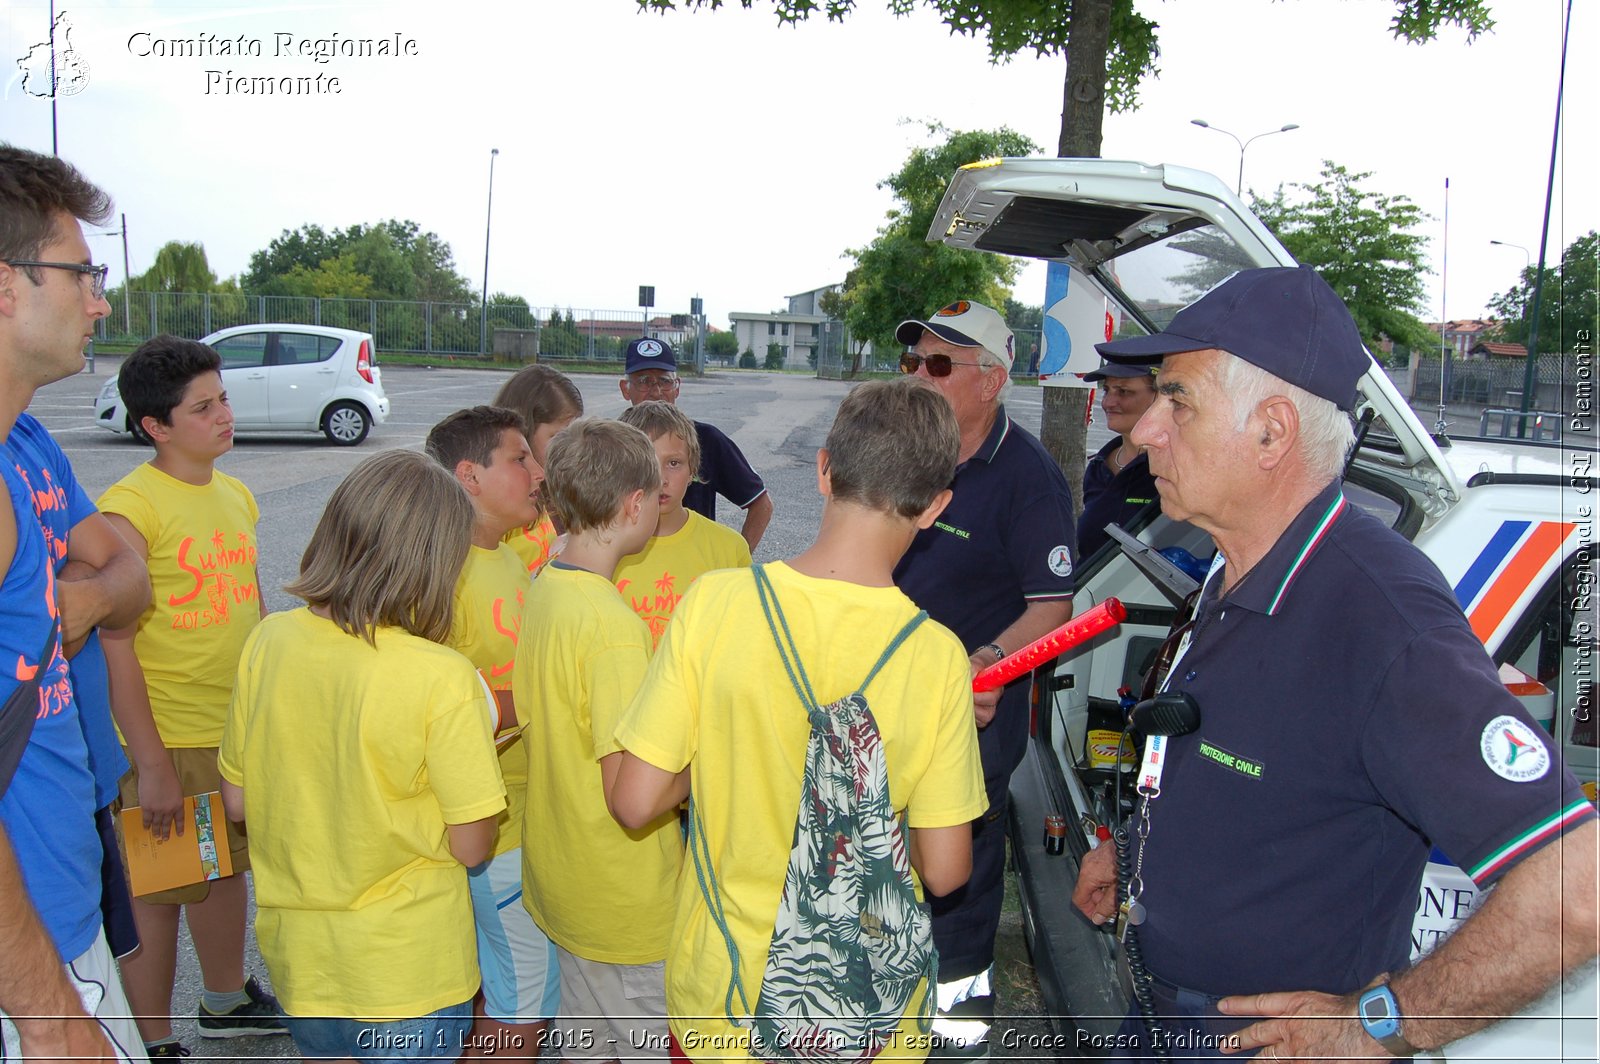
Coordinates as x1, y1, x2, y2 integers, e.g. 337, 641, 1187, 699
894, 408, 1077, 787
1078, 435, 1158, 559
683, 420, 765, 522
1136, 480, 1595, 996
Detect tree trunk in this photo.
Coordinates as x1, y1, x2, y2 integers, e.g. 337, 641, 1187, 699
1058, 0, 1111, 158
1041, 0, 1112, 496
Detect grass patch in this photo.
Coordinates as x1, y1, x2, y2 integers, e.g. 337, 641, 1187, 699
996, 840, 1044, 1017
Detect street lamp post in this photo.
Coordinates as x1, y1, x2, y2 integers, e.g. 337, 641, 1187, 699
1190, 119, 1300, 195
480, 147, 499, 357
1489, 239, 1532, 332
1490, 239, 1535, 422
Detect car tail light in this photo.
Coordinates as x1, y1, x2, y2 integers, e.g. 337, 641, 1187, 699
356, 339, 374, 384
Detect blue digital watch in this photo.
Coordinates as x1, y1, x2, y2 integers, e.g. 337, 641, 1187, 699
1357, 983, 1418, 1057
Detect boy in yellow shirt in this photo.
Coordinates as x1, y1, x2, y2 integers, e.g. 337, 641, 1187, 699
425, 405, 559, 1057
610, 379, 988, 1064
493, 365, 583, 575
97, 336, 278, 1057
513, 419, 679, 1061
615, 401, 751, 648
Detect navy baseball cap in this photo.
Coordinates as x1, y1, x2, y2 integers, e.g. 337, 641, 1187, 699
1095, 266, 1368, 411
624, 337, 677, 375
1079, 361, 1155, 384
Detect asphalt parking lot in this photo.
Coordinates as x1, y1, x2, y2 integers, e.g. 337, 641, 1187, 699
29, 358, 1078, 1061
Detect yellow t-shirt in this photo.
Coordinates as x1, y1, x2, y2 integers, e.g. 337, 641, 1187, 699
614, 563, 987, 1063
219, 609, 506, 1019
448, 542, 531, 857
514, 562, 681, 964
614, 510, 752, 648
98, 463, 261, 747
503, 513, 560, 576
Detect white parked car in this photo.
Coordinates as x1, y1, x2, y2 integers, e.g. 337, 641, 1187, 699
925, 158, 1597, 1061
94, 324, 391, 446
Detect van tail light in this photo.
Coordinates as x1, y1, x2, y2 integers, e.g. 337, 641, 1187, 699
356, 340, 374, 384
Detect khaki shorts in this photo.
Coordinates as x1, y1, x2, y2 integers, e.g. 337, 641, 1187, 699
552, 947, 668, 1062
115, 745, 250, 904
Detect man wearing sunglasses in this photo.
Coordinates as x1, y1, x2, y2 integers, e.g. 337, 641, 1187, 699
891, 299, 1078, 1061
0, 145, 151, 1061
1070, 267, 1597, 1060
618, 337, 774, 551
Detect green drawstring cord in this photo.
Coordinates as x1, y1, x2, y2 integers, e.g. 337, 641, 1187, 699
691, 564, 927, 1028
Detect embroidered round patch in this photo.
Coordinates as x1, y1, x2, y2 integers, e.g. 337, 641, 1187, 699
635, 339, 664, 358
1479, 715, 1550, 782
1047, 545, 1073, 578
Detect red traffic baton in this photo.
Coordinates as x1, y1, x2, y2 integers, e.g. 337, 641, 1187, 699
971, 598, 1126, 693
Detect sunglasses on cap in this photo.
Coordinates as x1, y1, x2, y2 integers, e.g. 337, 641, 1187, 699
899, 351, 984, 378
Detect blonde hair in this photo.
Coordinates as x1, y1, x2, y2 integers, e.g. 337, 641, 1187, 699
619, 400, 702, 476
542, 419, 661, 535
286, 450, 473, 645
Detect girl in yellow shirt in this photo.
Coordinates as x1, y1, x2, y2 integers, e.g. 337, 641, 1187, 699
219, 450, 506, 1060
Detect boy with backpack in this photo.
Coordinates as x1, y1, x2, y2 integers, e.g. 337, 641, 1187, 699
615, 401, 751, 647
610, 378, 987, 1063
426, 407, 560, 1056
97, 336, 280, 1057
513, 419, 681, 1060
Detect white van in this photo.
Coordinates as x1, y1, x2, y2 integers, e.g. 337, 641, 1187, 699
927, 158, 1598, 1061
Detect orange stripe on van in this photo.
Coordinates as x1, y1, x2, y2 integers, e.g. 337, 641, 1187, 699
1468, 522, 1574, 641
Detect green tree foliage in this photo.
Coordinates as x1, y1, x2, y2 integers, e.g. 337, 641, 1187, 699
706, 330, 740, 363
1003, 298, 1041, 333
134, 241, 221, 293
764, 341, 786, 369
1488, 231, 1598, 356
277, 253, 374, 300
1251, 162, 1434, 356
639, 0, 1158, 141
739, 349, 758, 369
243, 220, 474, 304
841, 124, 1038, 365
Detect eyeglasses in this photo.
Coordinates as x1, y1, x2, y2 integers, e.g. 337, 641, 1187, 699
630, 374, 679, 393
5, 260, 110, 300
899, 351, 984, 378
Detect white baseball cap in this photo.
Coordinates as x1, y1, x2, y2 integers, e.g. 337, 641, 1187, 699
895, 300, 1015, 372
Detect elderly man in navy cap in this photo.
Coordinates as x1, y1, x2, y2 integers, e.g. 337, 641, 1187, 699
619, 337, 773, 551
1071, 266, 1597, 1060
892, 299, 1078, 1060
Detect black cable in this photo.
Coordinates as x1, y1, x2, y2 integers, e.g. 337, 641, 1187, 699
1114, 823, 1171, 1064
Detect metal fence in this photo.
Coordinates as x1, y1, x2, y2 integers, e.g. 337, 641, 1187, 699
93, 292, 663, 363
96, 292, 1056, 377
1411, 353, 1580, 413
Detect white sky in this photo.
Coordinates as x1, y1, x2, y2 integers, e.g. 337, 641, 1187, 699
1, 0, 1591, 329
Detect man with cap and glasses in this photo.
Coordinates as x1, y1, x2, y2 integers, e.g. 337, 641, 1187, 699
1069, 266, 1597, 1059
619, 337, 774, 551
892, 299, 1078, 1060
1077, 361, 1160, 559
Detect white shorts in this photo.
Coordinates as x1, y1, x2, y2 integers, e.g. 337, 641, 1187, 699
0, 929, 146, 1062
467, 848, 560, 1023
552, 948, 668, 1062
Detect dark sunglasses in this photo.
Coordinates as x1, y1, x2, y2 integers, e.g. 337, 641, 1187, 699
899, 351, 983, 378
